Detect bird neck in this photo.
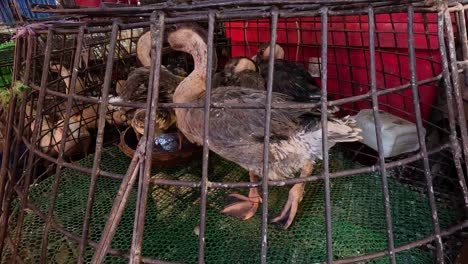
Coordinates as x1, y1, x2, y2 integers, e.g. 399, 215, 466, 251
173, 42, 209, 104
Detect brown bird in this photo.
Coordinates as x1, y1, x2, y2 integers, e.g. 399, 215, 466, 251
167, 23, 362, 229
29, 112, 91, 158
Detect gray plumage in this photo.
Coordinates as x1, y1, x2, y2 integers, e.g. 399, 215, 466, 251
168, 23, 362, 229
177, 87, 360, 180
212, 57, 265, 89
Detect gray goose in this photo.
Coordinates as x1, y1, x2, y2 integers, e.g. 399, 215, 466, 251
167, 23, 362, 229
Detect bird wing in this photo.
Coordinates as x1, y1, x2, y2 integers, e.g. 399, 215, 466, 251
119, 67, 150, 102
184, 87, 310, 148
260, 60, 321, 103
119, 66, 180, 103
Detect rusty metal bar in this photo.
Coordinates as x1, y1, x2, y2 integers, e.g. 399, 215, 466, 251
0, 89, 17, 262
438, 10, 468, 211
197, 11, 216, 264
260, 8, 279, 263
368, 6, 396, 264
407, 6, 445, 263
91, 140, 145, 263
0, 33, 22, 208
11, 28, 55, 263
0, 33, 25, 258
16, 140, 125, 179
129, 12, 165, 264
39, 25, 86, 264
5, 235, 25, 264
28, 75, 442, 111
319, 7, 334, 264
457, 7, 468, 63
29, 0, 428, 15
0, 36, 34, 258
445, 8, 468, 187
78, 20, 120, 264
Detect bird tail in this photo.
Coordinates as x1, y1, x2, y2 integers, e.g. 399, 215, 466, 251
326, 115, 362, 143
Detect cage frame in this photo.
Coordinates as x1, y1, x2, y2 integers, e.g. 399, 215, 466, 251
0, 0, 468, 263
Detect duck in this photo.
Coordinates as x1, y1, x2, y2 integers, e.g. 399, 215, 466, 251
212, 57, 265, 89
110, 66, 181, 139
255, 42, 322, 103
130, 108, 183, 150
107, 31, 191, 148
50, 63, 85, 95
27, 108, 91, 159
167, 23, 362, 229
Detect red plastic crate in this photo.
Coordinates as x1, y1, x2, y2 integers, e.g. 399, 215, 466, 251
225, 14, 447, 122
75, 0, 137, 7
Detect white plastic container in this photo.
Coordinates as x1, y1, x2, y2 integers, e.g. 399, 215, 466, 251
353, 109, 424, 158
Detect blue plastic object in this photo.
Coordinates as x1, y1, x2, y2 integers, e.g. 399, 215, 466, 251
0, 0, 56, 24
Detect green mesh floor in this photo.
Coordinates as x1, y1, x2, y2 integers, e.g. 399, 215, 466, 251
5, 146, 460, 263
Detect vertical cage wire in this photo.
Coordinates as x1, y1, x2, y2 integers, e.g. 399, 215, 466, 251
0, 34, 33, 259
368, 5, 397, 264
39, 25, 86, 264
259, 8, 279, 264
445, 7, 468, 183
319, 6, 333, 264
129, 12, 165, 264
197, 11, 216, 264
448, 8, 468, 211
11, 28, 54, 262
407, 5, 445, 262
78, 20, 120, 264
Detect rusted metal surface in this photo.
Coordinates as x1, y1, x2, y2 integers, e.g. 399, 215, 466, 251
408, 5, 444, 262
196, 11, 216, 264
129, 12, 165, 264
11, 28, 55, 262
319, 7, 334, 264
91, 141, 145, 263
367, 6, 396, 263
78, 21, 120, 264
258, 8, 279, 264
39, 25, 86, 264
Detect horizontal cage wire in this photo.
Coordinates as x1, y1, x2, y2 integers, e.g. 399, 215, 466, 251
1, 1, 468, 263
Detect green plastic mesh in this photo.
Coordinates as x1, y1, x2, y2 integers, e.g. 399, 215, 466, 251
0, 42, 14, 90
5, 146, 461, 263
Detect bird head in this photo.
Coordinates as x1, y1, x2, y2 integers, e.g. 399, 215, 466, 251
224, 57, 259, 78
256, 42, 285, 63
166, 23, 208, 54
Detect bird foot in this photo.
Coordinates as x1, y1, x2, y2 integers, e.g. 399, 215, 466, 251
221, 190, 262, 221
271, 183, 304, 230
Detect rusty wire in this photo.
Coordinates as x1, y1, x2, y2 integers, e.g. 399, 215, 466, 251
0, 1, 467, 264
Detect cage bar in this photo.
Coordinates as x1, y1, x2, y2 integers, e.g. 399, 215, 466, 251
259, 8, 279, 264
367, 5, 396, 264
319, 6, 334, 264
11, 28, 55, 262
197, 11, 216, 264
129, 12, 166, 264
78, 21, 120, 263
0, 1, 466, 263
407, 5, 445, 262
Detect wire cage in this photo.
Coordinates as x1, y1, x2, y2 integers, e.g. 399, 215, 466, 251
1, 0, 468, 263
